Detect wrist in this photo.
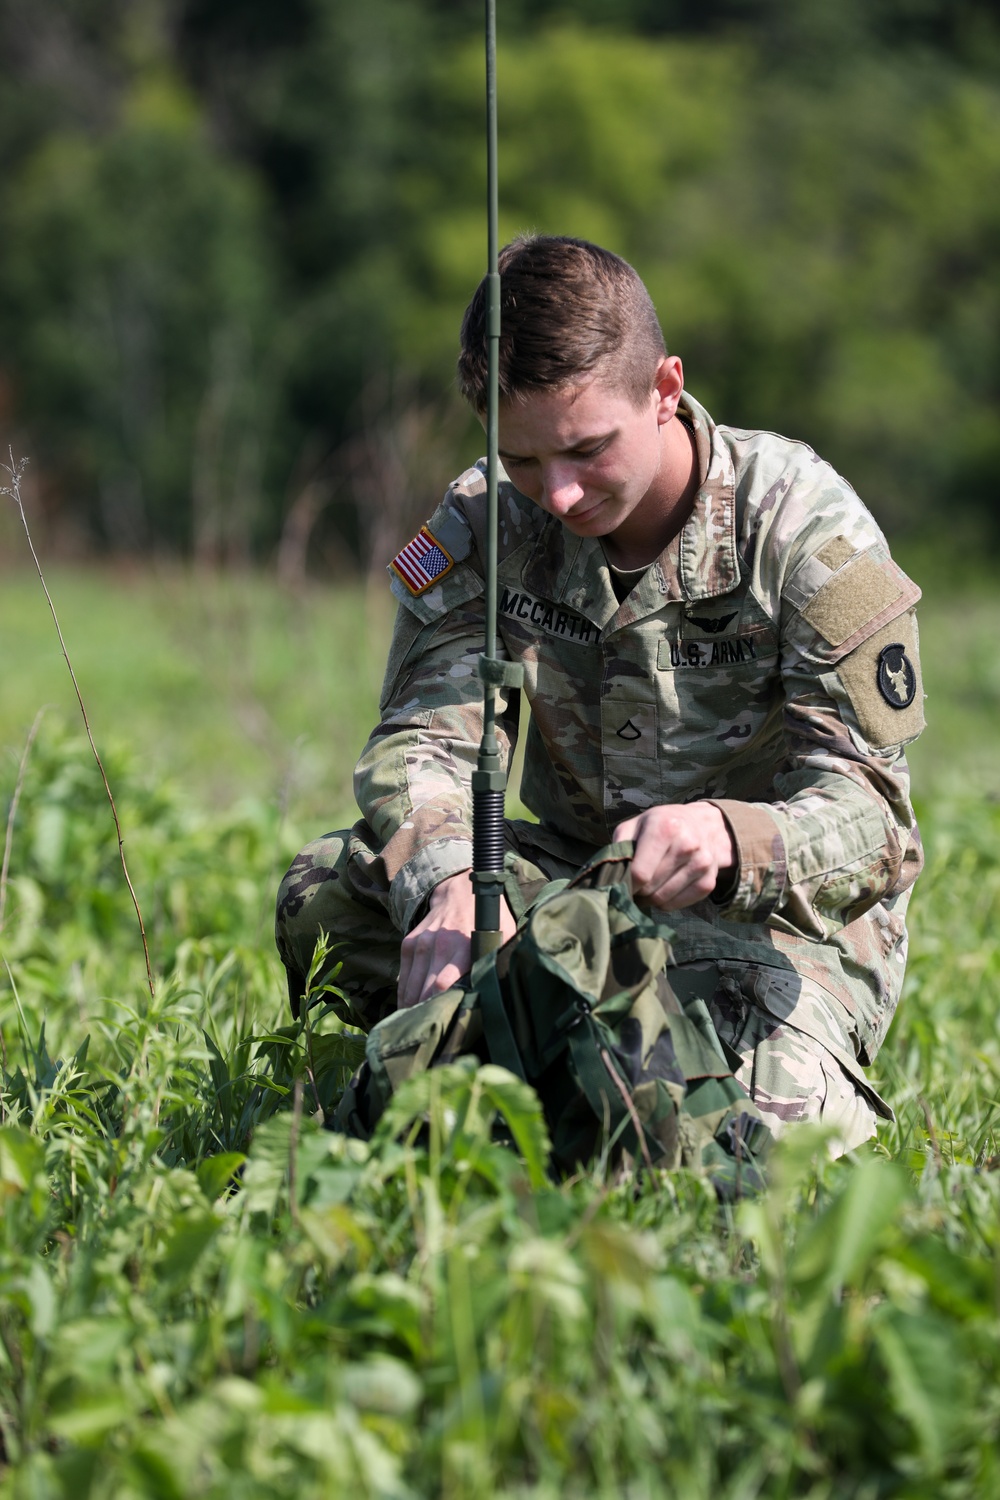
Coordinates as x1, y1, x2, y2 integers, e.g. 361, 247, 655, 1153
429, 869, 473, 908
719, 810, 736, 864
710, 804, 737, 887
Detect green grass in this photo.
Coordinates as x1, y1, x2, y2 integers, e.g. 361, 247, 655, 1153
0, 561, 998, 1497
0, 553, 997, 819
0, 565, 395, 833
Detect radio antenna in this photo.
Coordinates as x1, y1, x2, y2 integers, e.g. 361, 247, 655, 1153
471, 0, 521, 961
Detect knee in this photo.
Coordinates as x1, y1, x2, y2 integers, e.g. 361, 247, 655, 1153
274, 830, 352, 963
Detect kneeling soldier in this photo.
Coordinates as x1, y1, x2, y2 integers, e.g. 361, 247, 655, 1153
277, 235, 925, 1155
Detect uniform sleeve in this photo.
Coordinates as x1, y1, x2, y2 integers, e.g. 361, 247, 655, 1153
354, 578, 519, 936
707, 528, 926, 939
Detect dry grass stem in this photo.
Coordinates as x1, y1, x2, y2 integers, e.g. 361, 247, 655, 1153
1, 451, 155, 999
599, 1043, 656, 1175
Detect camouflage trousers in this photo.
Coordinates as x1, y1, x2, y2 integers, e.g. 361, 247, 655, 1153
275, 820, 888, 1155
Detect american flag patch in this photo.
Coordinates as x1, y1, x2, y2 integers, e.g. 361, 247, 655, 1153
390, 526, 455, 595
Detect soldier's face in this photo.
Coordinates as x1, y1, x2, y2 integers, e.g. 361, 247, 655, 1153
497, 356, 684, 542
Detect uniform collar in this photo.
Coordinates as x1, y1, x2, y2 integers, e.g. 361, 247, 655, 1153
522, 523, 616, 627
519, 391, 739, 631
670, 391, 740, 604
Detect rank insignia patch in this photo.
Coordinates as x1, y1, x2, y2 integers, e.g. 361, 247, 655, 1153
877, 642, 916, 709
391, 527, 455, 595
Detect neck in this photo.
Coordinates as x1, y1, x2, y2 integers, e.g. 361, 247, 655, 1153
601, 416, 699, 570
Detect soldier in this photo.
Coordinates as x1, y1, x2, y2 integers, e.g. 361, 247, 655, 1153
276, 235, 924, 1154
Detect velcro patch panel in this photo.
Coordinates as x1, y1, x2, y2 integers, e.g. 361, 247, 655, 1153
800, 553, 903, 646
786, 537, 921, 659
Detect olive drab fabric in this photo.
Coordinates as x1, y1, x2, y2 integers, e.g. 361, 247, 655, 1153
334, 846, 773, 1198
353, 391, 924, 1075
277, 818, 887, 1151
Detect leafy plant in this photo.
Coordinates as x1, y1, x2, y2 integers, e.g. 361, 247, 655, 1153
0, 728, 998, 1496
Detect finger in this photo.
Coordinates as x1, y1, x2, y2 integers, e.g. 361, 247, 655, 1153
643, 865, 720, 911
630, 838, 681, 895
613, 814, 641, 845
628, 827, 709, 896
626, 811, 674, 873
398, 950, 427, 1009
631, 823, 711, 897
398, 923, 437, 1009
417, 958, 464, 1007
413, 926, 469, 1005
403, 923, 471, 1008
397, 937, 416, 1008
401, 894, 508, 1008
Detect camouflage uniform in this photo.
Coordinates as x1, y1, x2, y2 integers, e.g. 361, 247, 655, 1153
277, 392, 924, 1152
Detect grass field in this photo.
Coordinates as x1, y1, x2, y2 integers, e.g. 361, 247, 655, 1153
1, 548, 998, 822
0, 564, 397, 833
0, 557, 999, 1497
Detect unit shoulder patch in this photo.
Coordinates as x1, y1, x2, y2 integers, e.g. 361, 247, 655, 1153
390, 527, 456, 596
836, 612, 925, 750
785, 541, 922, 663
876, 643, 917, 709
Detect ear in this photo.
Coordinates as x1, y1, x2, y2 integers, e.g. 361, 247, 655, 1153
652, 355, 684, 424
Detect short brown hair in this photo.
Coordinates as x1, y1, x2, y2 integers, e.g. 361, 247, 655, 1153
457, 235, 666, 414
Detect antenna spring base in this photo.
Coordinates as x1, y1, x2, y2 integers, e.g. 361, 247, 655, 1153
472, 787, 505, 873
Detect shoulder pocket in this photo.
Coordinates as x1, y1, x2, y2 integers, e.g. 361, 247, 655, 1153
784, 537, 921, 665
379, 571, 485, 712
388, 558, 483, 623
386, 492, 482, 623
834, 609, 925, 749
784, 537, 925, 750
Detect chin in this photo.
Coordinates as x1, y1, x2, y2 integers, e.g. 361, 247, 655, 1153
567, 502, 613, 533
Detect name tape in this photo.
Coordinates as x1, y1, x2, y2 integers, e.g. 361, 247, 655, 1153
499, 588, 599, 644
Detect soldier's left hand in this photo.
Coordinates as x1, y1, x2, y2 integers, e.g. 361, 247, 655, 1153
614, 803, 736, 910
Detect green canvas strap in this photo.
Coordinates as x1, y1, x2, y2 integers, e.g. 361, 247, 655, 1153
605, 880, 673, 942
471, 952, 526, 1081
565, 1012, 641, 1158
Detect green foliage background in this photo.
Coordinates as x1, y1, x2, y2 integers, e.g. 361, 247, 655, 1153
0, 568, 998, 1496
2, 2, 1000, 1490
1, 0, 1000, 559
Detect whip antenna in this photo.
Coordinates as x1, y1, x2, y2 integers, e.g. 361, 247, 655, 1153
471, 0, 521, 961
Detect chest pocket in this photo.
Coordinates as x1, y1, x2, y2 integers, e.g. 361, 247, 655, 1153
655, 629, 780, 754
602, 699, 658, 760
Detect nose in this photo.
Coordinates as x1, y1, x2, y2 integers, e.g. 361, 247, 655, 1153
540, 464, 585, 517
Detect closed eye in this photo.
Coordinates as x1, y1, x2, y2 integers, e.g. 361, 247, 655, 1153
571, 439, 611, 459
500, 435, 613, 466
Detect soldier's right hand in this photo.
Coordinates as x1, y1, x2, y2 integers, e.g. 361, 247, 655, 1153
397, 871, 516, 1009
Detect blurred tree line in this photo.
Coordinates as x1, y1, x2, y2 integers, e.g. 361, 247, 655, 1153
0, 0, 998, 570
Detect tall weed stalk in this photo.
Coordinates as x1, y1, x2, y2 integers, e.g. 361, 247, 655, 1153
1, 452, 154, 997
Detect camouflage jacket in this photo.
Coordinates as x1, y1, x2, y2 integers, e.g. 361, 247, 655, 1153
356, 392, 925, 1065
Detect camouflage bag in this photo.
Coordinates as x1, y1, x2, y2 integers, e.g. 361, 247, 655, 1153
335, 844, 771, 1197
